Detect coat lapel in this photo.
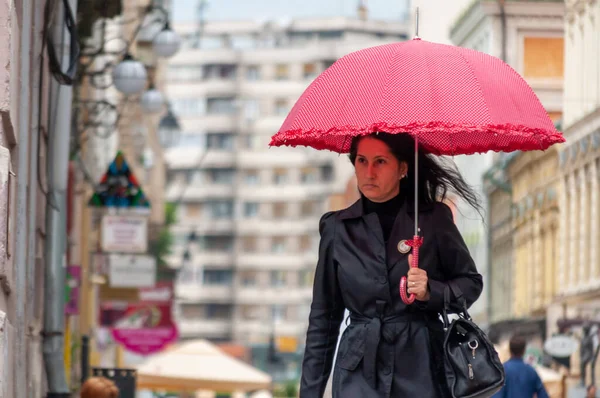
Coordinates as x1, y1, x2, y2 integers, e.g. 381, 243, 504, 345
386, 201, 414, 270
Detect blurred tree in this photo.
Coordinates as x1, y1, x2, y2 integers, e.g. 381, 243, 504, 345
149, 202, 178, 281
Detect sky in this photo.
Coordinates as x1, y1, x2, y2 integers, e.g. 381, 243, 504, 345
172, 0, 473, 44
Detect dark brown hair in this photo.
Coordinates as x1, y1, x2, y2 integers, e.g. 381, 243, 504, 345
509, 335, 527, 358
349, 132, 482, 216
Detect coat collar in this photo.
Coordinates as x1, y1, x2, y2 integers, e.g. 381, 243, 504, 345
338, 195, 435, 220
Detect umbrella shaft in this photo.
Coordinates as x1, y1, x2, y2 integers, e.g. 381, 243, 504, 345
415, 134, 419, 236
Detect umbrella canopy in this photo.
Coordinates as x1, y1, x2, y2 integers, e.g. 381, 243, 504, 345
136, 339, 272, 392
270, 38, 564, 155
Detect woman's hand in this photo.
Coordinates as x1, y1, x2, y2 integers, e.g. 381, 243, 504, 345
407, 254, 430, 301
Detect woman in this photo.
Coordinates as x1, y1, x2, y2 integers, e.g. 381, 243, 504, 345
300, 132, 484, 398
80, 376, 119, 398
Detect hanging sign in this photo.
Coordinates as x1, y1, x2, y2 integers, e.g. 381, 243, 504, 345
101, 215, 148, 253
88, 151, 150, 209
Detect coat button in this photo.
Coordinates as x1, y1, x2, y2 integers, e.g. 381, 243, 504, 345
377, 276, 387, 284
383, 366, 392, 375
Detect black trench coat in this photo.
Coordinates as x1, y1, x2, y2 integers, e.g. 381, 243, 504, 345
299, 197, 483, 398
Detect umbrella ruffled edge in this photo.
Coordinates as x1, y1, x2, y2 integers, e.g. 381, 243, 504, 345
269, 122, 566, 155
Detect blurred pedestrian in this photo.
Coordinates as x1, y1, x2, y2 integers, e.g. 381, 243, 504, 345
80, 376, 119, 398
300, 132, 484, 397
587, 384, 597, 398
493, 335, 548, 398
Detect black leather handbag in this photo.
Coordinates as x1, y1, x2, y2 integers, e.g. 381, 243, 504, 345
442, 282, 505, 398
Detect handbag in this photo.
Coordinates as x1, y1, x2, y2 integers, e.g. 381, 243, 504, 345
441, 281, 505, 398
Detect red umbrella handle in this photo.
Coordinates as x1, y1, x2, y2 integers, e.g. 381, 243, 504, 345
400, 235, 423, 304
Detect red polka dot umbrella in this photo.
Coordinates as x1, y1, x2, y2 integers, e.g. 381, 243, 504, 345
270, 38, 565, 304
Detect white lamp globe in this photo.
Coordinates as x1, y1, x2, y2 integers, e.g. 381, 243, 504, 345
112, 54, 147, 95
140, 87, 164, 113
152, 25, 182, 58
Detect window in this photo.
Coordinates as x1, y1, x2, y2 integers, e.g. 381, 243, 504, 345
240, 271, 258, 287
186, 204, 202, 218
244, 202, 260, 218
299, 270, 314, 287
243, 135, 261, 150
301, 167, 318, 183
205, 304, 233, 319
207, 168, 235, 184
242, 236, 258, 252
180, 304, 204, 318
177, 264, 196, 285
198, 235, 234, 251
243, 99, 260, 120
244, 170, 260, 185
207, 97, 236, 114
203, 64, 237, 80
206, 200, 234, 219
323, 60, 336, 70
240, 305, 261, 320
272, 203, 286, 219
271, 237, 286, 253
177, 134, 204, 147
321, 165, 334, 182
303, 63, 318, 79
274, 99, 289, 116
246, 66, 260, 81
167, 65, 203, 82
272, 304, 287, 322
206, 133, 235, 150
203, 269, 233, 285
300, 235, 312, 251
273, 169, 288, 185
301, 201, 319, 216
275, 64, 289, 80
271, 271, 286, 287
523, 37, 564, 79
171, 98, 206, 116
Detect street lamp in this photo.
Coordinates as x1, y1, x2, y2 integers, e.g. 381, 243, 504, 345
111, 54, 148, 95
152, 23, 182, 58
158, 106, 182, 148
140, 85, 165, 113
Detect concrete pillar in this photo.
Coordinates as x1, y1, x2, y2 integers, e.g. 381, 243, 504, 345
568, 173, 577, 289
558, 175, 568, 294
591, 160, 599, 283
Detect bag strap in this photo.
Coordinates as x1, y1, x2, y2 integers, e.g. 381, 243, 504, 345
442, 281, 472, 328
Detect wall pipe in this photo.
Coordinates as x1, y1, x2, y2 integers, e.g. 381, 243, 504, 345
43, 0, 77, 396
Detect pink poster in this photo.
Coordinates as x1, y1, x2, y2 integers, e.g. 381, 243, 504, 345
101, 285, 178, 355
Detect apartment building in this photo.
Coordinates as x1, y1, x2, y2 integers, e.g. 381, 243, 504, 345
164, 12, 410, 379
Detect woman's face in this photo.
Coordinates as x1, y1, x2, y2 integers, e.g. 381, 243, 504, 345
354, 136, 407, 202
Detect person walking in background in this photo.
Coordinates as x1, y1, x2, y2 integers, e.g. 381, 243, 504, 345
80, 376, 119, 398
494, 335, 549, 398
587, 384, 597, 398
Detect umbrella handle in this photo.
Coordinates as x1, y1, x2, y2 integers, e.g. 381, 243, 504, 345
400, 235, 423, 305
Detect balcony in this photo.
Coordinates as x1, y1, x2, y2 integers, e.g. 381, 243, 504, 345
176, 284, 234, 302
231, 319, 307, 337
236, 217, 320, 236
235, 253, 308, 271
173, 218, 235, 234
177, 319, 232, 339
180, 115, 237, 132
234, 286, 313, 304
166, 183, 235, 202
237, 184, 331, 202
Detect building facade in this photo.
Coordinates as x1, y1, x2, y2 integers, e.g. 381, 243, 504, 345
451, 0, 564, 336
548, 0, 600, 330
165, 15, 409, 380
0, 0, 56, 396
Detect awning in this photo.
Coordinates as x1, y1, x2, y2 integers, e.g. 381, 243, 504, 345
136, 339, 272, 392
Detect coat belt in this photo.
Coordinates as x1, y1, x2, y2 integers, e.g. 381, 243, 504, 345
349, 300, 429, 389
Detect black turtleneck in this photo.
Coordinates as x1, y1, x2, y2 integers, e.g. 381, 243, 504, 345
363, 192, 404, 242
